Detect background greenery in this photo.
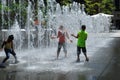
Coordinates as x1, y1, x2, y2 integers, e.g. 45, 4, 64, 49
0, 0, 115, 29
63, 0, 115, 15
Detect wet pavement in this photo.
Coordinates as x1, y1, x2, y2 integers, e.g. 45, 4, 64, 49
0, 32, 120, 80
97, 38, 120, 80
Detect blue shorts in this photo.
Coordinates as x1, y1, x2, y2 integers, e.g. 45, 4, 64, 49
4, 48, 16, 57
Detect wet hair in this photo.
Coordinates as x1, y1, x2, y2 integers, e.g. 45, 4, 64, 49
81, 25, 86, 30
59, 25, 64, 29
8, 35, 14, 40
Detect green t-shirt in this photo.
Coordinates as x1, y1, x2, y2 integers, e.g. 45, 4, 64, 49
77, 30, 88, 47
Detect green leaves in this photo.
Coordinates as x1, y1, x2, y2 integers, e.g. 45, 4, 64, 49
85, 0, 115, 15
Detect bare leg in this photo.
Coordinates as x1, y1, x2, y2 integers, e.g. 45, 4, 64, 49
83, 52, 89, 61
63, 43, 67, 58
57, 52, 60, 59
76, 53, 80, 62
57, 43, 62, 59
77, 46, 80, 62
65, 52, 67, 57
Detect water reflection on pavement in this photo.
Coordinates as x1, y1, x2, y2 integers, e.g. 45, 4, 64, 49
1, 33, 120, 80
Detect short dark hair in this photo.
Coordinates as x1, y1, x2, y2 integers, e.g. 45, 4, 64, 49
8, 35, 14, 40
59, 25, 64, 29
81, 25, 86, 30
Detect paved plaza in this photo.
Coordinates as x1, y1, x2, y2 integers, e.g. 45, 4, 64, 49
0, 31, 120, 80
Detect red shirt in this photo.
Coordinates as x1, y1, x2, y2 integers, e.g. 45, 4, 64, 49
58, 31, 65, 43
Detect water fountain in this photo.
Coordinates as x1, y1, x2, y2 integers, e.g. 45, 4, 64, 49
0, 0, 112, 50
0, 1, 114, 80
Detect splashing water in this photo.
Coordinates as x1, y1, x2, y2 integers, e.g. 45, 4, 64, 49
0, 0, 115, 80
1, 0, 112, 50
0, 0, 113, 74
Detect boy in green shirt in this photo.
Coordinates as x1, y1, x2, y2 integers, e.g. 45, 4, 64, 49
71, 25, 89, 62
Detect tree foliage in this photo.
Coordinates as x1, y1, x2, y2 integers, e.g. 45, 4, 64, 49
85, 0, 115, 15
0, 0, 115, 29
57, 0, 115, 15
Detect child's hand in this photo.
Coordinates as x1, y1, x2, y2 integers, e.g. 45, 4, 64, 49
70, 39, 73, 43
71, 34, 74, 36
51, 36, 56, 39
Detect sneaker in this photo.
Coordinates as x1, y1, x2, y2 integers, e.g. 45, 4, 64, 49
76, 59, 80, 62
86, 58, 89, 62
14, 60, 19, 64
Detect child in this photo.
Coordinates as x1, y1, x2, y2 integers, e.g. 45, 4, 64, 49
1, 35, 18, 64
71, 25, 89, 62
51, 25, 72, 59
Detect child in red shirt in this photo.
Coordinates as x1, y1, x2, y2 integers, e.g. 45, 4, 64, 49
51, 25, 72, 59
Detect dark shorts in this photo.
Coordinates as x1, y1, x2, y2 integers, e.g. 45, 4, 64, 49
57, 42, 67, 53
77, 46, 87, 55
